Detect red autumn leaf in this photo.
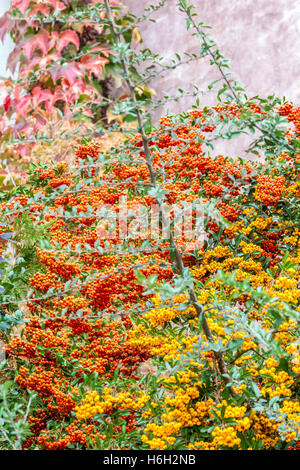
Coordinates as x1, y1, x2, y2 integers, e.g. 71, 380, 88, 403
0, 13, 13, 43
15, 95, 32, 118
27, 5, 51, 17
12, 0, 66, 15
47, 0, 67, 11
25, 52, 59, 76
4, 95, 11, 113
32, 86, 54, 111
17, 144, 29, 157
51, 62, 84, 85
89, 45, 112, 57
80, 55, 109, 78
7, 48, 21, 74
12, 0, 32, 15
28, 1, 67, 16
33, 112, 47, 131
55, 30, 80, 54
23, 31, 50, 61
32, 85, 66, 112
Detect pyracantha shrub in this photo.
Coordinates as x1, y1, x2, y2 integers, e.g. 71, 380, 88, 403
0, 102, 299, 450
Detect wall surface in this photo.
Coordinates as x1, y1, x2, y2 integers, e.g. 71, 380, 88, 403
124, 0, 300, 156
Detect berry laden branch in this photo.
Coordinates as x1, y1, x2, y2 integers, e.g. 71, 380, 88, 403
103, 0, 238, 399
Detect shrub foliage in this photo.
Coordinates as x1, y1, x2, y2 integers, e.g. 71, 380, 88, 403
0, 0, 299, 451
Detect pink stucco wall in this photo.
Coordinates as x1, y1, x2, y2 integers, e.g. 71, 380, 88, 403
125, 0, 300, 111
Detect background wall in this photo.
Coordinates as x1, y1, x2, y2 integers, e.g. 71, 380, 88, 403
125, 0, 300, 108
124, 0, 300, 156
